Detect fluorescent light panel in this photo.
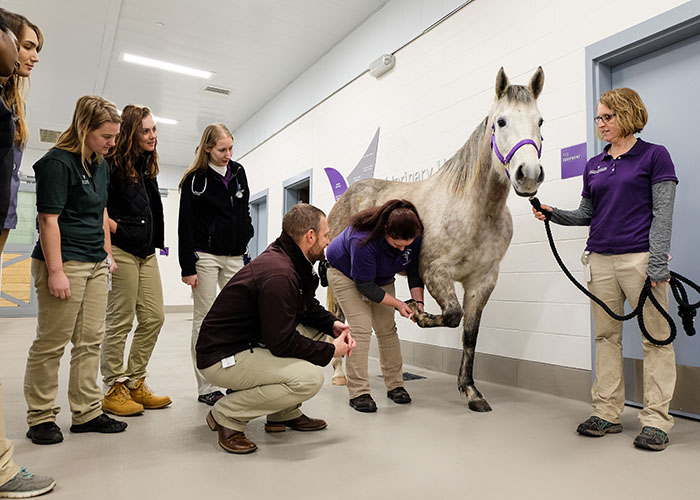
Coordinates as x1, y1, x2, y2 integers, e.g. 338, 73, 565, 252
152, 115, 178, 125
122, 53, 212, 79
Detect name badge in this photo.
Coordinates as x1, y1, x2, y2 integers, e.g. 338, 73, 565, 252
221, 355, 236, 368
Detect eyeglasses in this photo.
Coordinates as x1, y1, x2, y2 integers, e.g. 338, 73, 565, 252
594, 113, 616, 124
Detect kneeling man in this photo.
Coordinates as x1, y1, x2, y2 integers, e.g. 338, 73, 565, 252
197, 203, 355, 454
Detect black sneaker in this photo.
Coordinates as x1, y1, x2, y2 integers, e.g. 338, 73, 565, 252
70, 414, 127, 434
26, 422, 63, 445
576, 416, 622, 437
387, 387, 411, 404
349, 394, 377, 413
197, 391, 225, 406
633, 426, 669, 451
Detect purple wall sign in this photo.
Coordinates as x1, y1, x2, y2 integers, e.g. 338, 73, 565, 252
561, 142, 587, 179
159, 247, 169, 256
325, 128, 379, 200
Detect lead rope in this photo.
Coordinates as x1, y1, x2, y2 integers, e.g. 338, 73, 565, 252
530, 197, 700, 346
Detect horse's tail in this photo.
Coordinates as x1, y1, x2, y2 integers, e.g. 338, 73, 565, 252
327, 287, 345, 322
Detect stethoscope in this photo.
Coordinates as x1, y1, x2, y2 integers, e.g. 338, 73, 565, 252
191, 164, 244, 198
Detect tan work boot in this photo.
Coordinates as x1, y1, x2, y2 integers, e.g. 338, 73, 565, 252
103, 382, 144, 416
129, 378, 172, 409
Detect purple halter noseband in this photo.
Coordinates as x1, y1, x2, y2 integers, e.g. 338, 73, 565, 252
490, 123, 543, 179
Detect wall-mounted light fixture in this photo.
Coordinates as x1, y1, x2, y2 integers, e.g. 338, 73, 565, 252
368, 54, 395, 78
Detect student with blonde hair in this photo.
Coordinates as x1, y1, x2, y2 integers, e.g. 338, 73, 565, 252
178, 123, 254, 406
24, 95, 127, 445
0, 12, 55, 497
100, 104, 171, 416
0, 8, 42, 249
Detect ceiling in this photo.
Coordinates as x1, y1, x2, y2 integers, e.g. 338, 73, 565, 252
5, 0, 390, 175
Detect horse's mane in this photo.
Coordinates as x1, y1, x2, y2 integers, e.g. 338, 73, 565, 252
436, 84, 534, 194
436, 116, 490, 194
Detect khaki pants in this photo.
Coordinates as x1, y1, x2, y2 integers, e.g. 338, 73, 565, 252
200, 348, 324, 432
24, 259, 108, 426
0, 383, 20, 486
588, 252, 676, 432
327, 268, 403, 399
101, 247, 165, 387
191, 253, 244, 395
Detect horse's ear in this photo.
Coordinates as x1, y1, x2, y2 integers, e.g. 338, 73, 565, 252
495, 67, 509, 99
529, 66, 544, 99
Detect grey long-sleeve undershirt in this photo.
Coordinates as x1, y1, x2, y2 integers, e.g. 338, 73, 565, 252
354, 272, 424, 304
549, 180, 676, 281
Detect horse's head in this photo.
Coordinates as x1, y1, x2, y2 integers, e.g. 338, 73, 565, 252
490, 67, 545, 197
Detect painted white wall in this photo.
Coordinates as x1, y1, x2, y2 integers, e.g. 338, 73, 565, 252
233, 0, 689, 371
234, 0, 470, 157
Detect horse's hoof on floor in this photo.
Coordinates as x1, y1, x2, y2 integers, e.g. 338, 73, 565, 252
468, 399, 492, 412
332, 376, 347, 386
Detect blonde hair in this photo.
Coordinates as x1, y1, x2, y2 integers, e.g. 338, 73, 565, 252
178, 123, 233, 189
597, 87, 648, 140
54, 95, 121, 173
0, 9, 44, 147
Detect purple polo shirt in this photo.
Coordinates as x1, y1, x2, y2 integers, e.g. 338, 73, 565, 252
326, 227, 422, 285
582, 138, 677, 254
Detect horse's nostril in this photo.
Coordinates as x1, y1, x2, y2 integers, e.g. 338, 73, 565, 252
515, 165, 526, 183
537, 166, 545, 184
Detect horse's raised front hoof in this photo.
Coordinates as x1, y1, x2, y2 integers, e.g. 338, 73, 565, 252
468, 399, 493, 412
405, 299, 438, 327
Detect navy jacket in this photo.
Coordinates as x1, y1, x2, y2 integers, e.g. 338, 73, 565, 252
178, 161, 254, 276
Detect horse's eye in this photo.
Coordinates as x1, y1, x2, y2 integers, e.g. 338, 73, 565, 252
538, 118, 544, 127
497, 119, 506, 127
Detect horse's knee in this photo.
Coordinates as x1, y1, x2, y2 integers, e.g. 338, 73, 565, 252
443, 307, 462, 328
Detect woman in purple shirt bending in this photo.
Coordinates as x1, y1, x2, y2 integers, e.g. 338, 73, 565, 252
533, 88, 678, 451
326, 199, 425, 413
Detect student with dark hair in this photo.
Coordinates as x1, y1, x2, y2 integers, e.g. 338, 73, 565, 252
0, 13, 55, 498
326, 199, 425, 413
100, 104, 171, 416
196, 203, 354, 454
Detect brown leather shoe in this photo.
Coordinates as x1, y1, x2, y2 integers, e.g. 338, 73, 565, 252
264, 413, 327, 433
205, 411, 257, 454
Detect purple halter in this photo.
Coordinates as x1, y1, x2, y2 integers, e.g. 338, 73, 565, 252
490, 123, 543, 179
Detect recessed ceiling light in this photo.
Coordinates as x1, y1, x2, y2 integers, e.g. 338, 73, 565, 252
121, 53, 213, 79
152, 115, 178, 125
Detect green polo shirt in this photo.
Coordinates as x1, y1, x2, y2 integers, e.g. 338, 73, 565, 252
32, 148, 109, 263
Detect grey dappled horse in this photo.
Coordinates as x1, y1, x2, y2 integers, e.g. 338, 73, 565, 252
327, 67, 545, 412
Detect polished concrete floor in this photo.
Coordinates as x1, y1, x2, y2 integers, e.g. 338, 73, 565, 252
1, 312, 699, 500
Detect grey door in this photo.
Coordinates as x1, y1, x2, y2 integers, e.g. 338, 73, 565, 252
249, 191, 268, 259
613, 33, 700, 374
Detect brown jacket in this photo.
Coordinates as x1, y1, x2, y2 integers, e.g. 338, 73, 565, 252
196, 231, 338, 369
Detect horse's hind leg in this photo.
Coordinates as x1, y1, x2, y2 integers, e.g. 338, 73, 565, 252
408, 263, 462, 328
458, 277, 497, 412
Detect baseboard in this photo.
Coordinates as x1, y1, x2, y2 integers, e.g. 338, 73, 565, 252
369, 338, 592, 403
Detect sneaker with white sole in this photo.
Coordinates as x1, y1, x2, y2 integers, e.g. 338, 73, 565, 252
0, 467, 56, 498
